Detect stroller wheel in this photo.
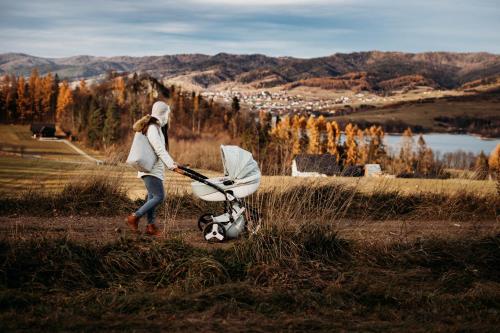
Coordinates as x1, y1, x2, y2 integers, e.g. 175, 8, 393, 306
198, 213, 214, 231
203, 222, 226, 243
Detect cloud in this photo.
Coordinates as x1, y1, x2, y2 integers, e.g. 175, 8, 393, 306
189, 0, 341, 5
0, 0, 499, 58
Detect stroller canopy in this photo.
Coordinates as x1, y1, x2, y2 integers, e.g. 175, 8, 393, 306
221, 145, 260, 181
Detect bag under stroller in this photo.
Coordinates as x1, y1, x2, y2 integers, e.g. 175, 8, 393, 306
174, 145, 261, 242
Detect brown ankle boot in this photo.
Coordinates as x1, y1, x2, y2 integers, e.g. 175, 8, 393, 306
126, 214, 139, 232
145, 224, 161, 236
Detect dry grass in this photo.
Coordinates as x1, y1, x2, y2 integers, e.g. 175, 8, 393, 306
0, 231, 498, 331
0, 159, 497, 331
1, 172, 497, 223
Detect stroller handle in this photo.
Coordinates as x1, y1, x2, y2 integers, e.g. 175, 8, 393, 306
173, 165, 231, 199
176, 165, 209, 180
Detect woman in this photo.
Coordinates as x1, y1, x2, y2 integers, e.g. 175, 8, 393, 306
126, 101, 177, 236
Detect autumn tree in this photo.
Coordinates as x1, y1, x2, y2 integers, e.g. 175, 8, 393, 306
399, 127, 415, 174
40, 73, 55, 121
73, 79, 92, 132
56, 80, 73, 131
16, 76, 29, 123
0, 75, 14, 122
366, 125, 385, 163
344, 123, 358, 166
291, 115, 308, 155
28, 68, 41, 121
316, 115, 328, 153
271, 115, 293, 141
307, 116, 321, 154
474, 151, 489, 180
114, 76, 126, 107
193, 92, 200, 133
326, 120, 341, 161
268, 115, 294, 174
489, 144, 500, 177
356, 127, 368, 164
416, 135, 434, 176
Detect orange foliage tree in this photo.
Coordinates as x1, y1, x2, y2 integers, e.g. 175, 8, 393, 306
56, 81, 74, 130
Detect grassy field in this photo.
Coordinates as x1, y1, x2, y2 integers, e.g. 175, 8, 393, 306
0, 125, 103, 162
0, 123, 499, 332
1, 124, 498, 198
0, 154, 497, 200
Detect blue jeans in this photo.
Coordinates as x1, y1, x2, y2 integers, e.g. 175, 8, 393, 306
135, 176, 165, 225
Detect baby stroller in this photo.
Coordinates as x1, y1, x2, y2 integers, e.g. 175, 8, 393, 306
174, 145, 262, 242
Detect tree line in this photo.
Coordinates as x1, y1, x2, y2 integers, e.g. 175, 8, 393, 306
0, 70, 238, 150
1, 69, 498, 178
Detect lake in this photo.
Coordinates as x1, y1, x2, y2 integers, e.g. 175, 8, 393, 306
383, 134, 499, 155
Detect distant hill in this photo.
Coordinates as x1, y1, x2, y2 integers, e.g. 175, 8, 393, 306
1, 51, 500, 92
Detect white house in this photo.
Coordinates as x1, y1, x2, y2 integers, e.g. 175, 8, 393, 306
364, 164, 382, 177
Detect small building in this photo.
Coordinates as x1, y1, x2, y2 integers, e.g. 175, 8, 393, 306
364, 164, 382, 177
30, 123, 56, 138
292, 154, 342, 177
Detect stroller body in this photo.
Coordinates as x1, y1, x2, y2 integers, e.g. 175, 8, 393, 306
176, 145, 261, 242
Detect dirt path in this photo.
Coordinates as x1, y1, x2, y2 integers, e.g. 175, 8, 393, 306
0, 216, 497, 247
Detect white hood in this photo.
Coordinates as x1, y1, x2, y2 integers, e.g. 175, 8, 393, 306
220, 145, 260, 181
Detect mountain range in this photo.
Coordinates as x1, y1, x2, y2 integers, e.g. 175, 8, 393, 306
1, 51, 500, 92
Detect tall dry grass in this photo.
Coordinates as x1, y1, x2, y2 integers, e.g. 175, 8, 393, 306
0, 232, 498, 331
1, 173, 497, 223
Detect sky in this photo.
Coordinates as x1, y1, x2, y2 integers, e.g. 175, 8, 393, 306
0, 0, 499, 58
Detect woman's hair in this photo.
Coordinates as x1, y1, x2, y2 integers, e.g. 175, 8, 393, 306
143, 117, 169, 150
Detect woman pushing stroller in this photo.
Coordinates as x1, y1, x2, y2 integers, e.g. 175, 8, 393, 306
126, 101, 178, 236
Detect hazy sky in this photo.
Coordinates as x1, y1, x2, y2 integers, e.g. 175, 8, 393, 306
0, 0, 499, 58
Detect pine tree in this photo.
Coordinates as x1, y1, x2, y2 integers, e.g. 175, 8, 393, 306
103, 100, 121, 145
87, 98, 104, 147
229, 96, 240, 137
5, 75, 18, 122
74, 79, 91, 132
231, 96, 240, 114
129, 99, 142, 124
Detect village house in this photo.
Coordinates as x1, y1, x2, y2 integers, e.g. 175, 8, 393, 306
291, 154, 342, 177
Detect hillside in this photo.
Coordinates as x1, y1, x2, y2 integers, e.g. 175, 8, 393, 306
2, 51, 500, 92
331, 88, 500, 137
